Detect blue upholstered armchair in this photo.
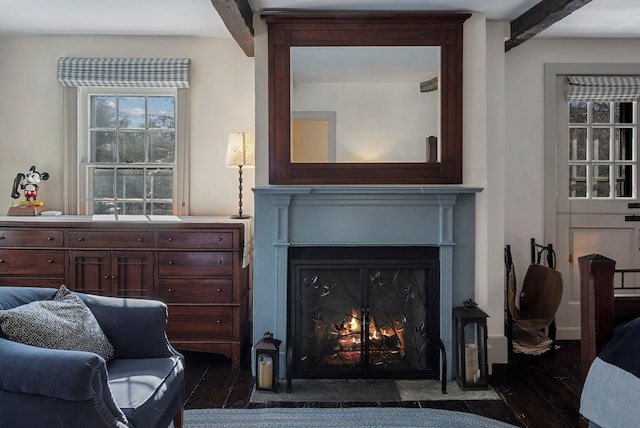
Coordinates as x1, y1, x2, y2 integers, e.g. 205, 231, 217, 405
0, 286, 184, 428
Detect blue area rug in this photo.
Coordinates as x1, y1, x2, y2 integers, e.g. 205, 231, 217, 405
181, 407, 517, 427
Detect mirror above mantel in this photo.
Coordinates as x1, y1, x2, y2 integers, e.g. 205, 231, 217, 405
291, 45, 440, 164
262, 12, 470, 185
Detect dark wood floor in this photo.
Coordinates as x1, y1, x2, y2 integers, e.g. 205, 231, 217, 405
181, 340, 582, 428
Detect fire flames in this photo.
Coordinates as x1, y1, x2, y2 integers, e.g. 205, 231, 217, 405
335, 308, 405, 354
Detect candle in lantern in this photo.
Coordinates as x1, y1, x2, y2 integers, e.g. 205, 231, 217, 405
259, 360, 273, 389
464, 343, 479, 384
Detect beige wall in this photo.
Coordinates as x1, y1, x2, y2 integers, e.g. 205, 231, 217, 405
0, 35, 255, 216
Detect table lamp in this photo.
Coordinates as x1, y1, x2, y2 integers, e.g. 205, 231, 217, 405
225, 132, 255, 219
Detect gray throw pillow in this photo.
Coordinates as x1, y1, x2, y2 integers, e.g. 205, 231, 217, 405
0, 285, 114, 360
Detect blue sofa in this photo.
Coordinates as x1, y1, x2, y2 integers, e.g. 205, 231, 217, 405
0, 287, 184, 428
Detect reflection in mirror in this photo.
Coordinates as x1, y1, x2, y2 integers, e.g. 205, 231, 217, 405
291, 46, 440, 163
291, 111, 336, 163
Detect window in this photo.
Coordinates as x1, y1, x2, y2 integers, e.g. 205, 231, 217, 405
80, 89, 178, 215
568, 101, 636, 199
58, 57, 190, 215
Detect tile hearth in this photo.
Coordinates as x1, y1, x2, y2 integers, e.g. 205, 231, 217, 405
250, 379, 500, 404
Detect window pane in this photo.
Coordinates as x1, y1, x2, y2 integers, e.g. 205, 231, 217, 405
92, 168, 114, 198
119, 96, 146, 128
569, 128, 587, 160
92, 201, 117, 215
615, 127, 634, 161
119, 131, 145, 163
615, 165, 634, 198
91, 131, 116, 162
148, 130, 175, 163
592, 165, 610, 197
146, 202, 173, 215
592, 102, 611, 124
116, 201, 143, 215
569, 165, 587, 198
85, 91, 180, 216
91, 96, 116, 128
569, 102, 587, 124
147, 168, 173, 199
615, 102, 634, 124
148, 97, 175, 128
116, 168, 144, 199
592, 128, 610, 161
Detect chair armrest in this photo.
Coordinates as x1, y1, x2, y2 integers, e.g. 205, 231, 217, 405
78, 293, 176, 359
0, 338, 106, 401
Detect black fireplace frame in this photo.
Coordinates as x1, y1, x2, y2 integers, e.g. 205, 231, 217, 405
286, 246, 442, 390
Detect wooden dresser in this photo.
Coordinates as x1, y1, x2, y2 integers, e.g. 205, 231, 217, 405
0, 216, 251, 368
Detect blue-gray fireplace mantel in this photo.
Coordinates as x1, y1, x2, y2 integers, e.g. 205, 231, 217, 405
252, 186, 482, 379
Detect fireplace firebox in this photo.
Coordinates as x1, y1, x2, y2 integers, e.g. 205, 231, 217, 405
287, 246, 441, 388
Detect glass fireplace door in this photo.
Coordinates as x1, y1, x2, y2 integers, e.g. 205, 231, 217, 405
291, 264, 365, 375
288, 248, 439, 380
366, 266, 436, 374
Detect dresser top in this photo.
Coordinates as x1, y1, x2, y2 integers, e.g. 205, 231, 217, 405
0, 215, 251, 228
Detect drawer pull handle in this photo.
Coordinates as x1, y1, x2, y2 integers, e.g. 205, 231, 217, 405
217, 237, 223, 242
167, 237, 173, 241
0, 260, 4, 263
0, 236, 4, 240
168, 260, 174, 265
77, 237, 84, 241
217, 260, 223, 264
111, 275, 117, 280
216, 320, 222, 324
216, 288, 222, 292
48, 259, 54, 264
47, 237, 54, 241
137, 238, 143, 242
104, 275, 109, 279
168, 288, 173, 293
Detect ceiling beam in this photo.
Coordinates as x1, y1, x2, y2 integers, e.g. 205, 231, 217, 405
211, 0, 254, 57
505, 0, 592, 52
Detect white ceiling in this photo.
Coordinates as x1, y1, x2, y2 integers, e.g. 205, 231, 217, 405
0, 0, 231, 38
1, 0, 640, 41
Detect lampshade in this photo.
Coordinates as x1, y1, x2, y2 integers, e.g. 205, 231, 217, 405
225, 132, 255, 167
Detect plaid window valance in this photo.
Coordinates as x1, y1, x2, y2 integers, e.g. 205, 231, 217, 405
567, 75, 640, 102
57, 57, 191, 88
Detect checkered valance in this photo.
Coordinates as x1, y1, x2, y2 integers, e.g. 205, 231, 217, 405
567, 75, 640, 102
57, 57, 191, 88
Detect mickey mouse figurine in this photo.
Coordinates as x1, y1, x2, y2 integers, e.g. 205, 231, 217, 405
11, 165, 49, 206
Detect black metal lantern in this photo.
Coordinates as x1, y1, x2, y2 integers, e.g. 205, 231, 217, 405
453, 303, 489, 390
255, 331, 281, 392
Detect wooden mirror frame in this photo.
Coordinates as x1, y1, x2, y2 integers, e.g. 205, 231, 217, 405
263, 13, 470, 185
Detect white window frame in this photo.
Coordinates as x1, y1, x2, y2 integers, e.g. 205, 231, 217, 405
63, 87, 189, 216
567, 100, 637, 201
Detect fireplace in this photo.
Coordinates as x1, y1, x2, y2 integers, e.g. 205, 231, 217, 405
287, 246, 440, 383
252, 186, 481, 382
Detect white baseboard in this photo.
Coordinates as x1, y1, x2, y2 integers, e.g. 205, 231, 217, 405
488, 335, 509, 371
556, 326, 581, 340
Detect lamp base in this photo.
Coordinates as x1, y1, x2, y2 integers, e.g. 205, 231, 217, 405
231, 215, 251, 219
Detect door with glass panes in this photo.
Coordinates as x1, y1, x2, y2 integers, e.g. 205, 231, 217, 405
555, 95, 640, 339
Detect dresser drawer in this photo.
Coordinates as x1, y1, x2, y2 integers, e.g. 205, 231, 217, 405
67, 231, 154, 248
158, 252, 233, 276
0, 277, 65, 288
157, 231, 234, 249
0, 250, 65, 275
158, 279, 233, 304
166, 306, 233, 340
0, 229, 63, 247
